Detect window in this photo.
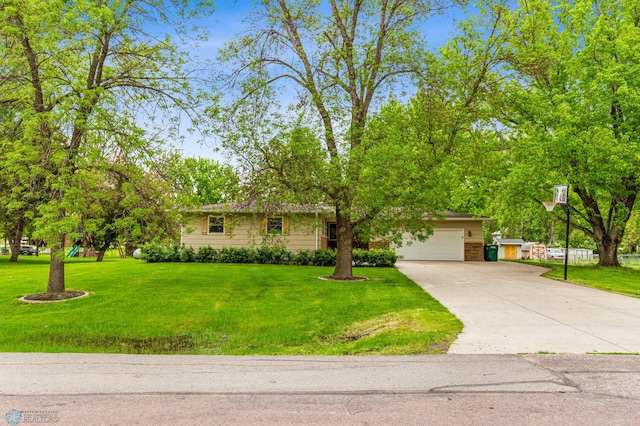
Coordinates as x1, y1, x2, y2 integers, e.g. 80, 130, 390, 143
208, 216, 224, 234
266, 217, 284, 234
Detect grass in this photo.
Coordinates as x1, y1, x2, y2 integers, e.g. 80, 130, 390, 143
0, 255, 462, 355
525, 260, 640, 298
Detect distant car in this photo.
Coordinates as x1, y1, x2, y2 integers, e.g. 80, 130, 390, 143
20, 245, 36, 255
547, 248, 565, 260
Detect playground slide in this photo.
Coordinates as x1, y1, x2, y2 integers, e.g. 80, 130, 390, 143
67, 245, 81, 258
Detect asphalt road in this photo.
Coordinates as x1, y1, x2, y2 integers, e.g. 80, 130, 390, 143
1, 353, 639, 425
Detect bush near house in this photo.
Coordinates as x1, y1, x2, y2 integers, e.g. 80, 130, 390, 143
141, 244, 398, 267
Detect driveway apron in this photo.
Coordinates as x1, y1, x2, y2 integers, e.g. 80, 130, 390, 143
396, 261, 640, 354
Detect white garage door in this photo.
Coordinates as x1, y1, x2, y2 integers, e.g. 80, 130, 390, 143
393, 229, 464, 261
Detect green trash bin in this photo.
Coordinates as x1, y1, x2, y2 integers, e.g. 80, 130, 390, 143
484, 245, 498, 262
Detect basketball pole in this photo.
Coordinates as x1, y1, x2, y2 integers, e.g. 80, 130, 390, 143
561, 203, 570, 281
550, 184, 570, 281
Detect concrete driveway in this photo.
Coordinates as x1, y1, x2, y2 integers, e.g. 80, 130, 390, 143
397, 261, 640, 354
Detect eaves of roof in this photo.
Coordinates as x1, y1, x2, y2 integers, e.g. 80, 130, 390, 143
183, 202, 333, 214
183, 204, 490, 221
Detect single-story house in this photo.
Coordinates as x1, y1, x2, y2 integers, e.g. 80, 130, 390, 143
180, 203, 487, 261
493, 238, 525, 260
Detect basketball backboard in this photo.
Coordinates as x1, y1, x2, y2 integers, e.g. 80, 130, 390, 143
553, 184, 568, 205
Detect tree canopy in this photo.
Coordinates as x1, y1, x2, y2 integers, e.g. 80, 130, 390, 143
214, 0, 481, 278
0, 0, 213, 293
166, 155, 240, 206
478, 0, 640, 265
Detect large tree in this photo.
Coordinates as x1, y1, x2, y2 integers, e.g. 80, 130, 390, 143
0, 0, 213, 293
481, 0, 640, 266
0, 44, 49, 262
215, 0, 469, 278
80, 153, 240, 261
164, 155, 240, 206
80, 155, 181, 262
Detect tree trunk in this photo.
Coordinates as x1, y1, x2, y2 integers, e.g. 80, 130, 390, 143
47, 236, 66, 294
9, 237, 21, 263
573, 185, 633, 267
332, 206, 354, 279
8, 218, 25, 263
125, 243, 134, 257
96, 245, 108, 262
595, 234, 620, 267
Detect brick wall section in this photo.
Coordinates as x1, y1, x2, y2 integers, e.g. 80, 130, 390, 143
465, 242, 484, 261
369, 241, 390, 250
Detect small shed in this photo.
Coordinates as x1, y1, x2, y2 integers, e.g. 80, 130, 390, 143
521, 242, 548, 260
528, 244, 548, 261
493, 238, 525, 260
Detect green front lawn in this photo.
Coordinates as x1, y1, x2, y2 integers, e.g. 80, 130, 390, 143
532, 261, 640, 298
0, 256, 462, 355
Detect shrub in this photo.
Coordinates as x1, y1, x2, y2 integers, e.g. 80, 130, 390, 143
196, 246, 218, 263
366, 249, 398, 267
218, 247, 234, 263
352, 249, 367, 266
255, 246, 291, 264
140, 243, 162, 263
292, 250, 313, 265
312, 249, 337, 266
167, 245, 182, 262
238, 247, 257, 263
219, 247, 255, 264
141, 245, 396, 267
141, 243, 182, 263
271, 246, 291, 264
255, 246, 273, 264
180, 246, 196, 263
351, 249, 397, 267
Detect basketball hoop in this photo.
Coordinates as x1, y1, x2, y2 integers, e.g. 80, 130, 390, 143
542, 201, 558, 212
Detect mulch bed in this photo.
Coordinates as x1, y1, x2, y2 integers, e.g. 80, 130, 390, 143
21, 291, 88, 303
319, 276, 369, 281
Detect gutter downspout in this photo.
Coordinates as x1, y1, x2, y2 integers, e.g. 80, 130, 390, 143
315, 210, 319, 250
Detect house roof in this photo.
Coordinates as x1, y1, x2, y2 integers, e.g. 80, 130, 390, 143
494, 238, 526, 245
521, 242, 543, 250
439, 211, 489, 221
186, 202, 333, 214
185, 203, 489, 221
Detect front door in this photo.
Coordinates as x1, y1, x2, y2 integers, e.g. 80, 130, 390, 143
327, 223, 337, 249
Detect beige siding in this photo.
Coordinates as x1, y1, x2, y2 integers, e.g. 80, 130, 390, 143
181, 214, 319, 252
182, 212, 486, 259
432, 220, 483, 244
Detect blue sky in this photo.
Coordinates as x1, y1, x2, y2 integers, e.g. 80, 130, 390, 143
177, 1, 466, 159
